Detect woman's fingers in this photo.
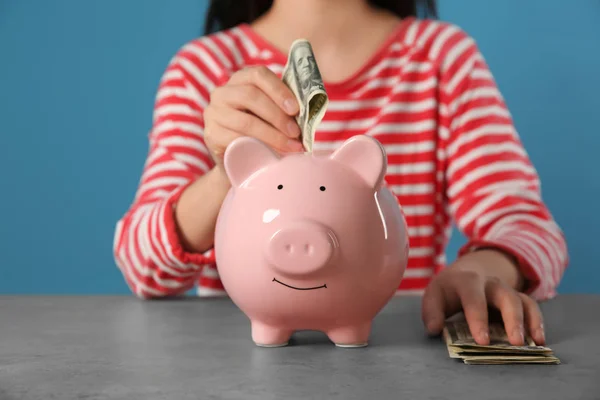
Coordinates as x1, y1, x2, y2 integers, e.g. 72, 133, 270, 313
213, 83, 301, 138
421, 266, 546, 348
228, 66, 299, 115
421, 279, 447, 335
518, 292, 546, 345
454, 272, 490, 345
485, 278, 526, 345
204, 65, 304, 162
209, 106, 304, 153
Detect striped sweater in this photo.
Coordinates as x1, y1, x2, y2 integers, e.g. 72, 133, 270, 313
113, 17, 568, 300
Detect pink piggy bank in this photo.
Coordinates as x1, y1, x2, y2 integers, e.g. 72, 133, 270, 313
214, 135, 409, 348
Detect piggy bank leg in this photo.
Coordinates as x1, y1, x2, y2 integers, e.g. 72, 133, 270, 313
327, 322, 371, 348
251, 321, 293, 347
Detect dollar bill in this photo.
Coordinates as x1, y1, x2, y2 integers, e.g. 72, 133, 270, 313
281, 39, 329, 152
443, 318, 560, 365
463, 357, 560, 365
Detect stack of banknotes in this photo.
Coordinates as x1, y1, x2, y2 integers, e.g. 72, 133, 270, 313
443, 318, 560, 365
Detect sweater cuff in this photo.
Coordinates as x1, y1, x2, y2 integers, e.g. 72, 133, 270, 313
161, 182, 217, 268
458, 234, 543, 297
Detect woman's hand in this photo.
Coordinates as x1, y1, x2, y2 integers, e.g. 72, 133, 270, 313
421, 248, 546, 346
204, 65, 304, 166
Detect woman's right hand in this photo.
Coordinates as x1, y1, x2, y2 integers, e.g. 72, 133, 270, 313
204, 65, 305, 166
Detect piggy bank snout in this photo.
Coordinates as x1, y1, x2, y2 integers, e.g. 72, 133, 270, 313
266, 222, 336, 276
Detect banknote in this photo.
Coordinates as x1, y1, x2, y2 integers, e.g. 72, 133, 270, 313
281, 39, 329, 152
443, 318, 560, 365
463, 357, 560, 365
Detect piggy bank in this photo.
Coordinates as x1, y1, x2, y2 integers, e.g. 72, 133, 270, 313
214, 135, 409, 348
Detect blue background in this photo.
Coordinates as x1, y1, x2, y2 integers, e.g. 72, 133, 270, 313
0, 0, 598, 294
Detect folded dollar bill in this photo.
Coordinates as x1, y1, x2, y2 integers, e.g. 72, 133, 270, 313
281, 39, 328, 153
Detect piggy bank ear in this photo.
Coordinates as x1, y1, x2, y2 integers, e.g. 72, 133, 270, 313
330, 135, 387, 189
223, 136, 280, 187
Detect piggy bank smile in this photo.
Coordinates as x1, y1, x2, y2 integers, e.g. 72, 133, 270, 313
272, 277, 327, 290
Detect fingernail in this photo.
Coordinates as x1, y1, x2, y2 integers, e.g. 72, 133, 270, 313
536, 324, 545, 343
284, 98, 297, 114
287, 139, 304, 152
513, 326, 524, 344
287, 121, 300, 137
536, 328, 545, 343
425, 319, 438, 333
479, 329, 489, 343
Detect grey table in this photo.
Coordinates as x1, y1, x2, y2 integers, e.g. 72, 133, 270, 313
0, 295, 598, 400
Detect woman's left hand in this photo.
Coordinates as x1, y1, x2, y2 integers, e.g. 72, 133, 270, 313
421, 248, 546, 346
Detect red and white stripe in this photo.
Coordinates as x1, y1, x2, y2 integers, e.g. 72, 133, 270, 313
113, 17, 568, 300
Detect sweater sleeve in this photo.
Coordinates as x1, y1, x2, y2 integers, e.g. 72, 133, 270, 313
113, 41, 223, 299
437, 26, 568, 300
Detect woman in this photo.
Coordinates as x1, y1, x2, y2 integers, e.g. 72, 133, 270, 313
113, 0, 568, 346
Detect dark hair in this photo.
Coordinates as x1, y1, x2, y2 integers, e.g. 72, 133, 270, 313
203, 0, 437, 35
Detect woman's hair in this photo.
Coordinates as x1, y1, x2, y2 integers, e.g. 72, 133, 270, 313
203, 0, 437, 35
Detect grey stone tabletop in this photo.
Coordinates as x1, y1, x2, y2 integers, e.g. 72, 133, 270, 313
0, 294, 598, 400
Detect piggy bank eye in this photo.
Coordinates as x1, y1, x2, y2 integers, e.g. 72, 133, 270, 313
277, 184, 283, 190
320, 186, 326, 191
